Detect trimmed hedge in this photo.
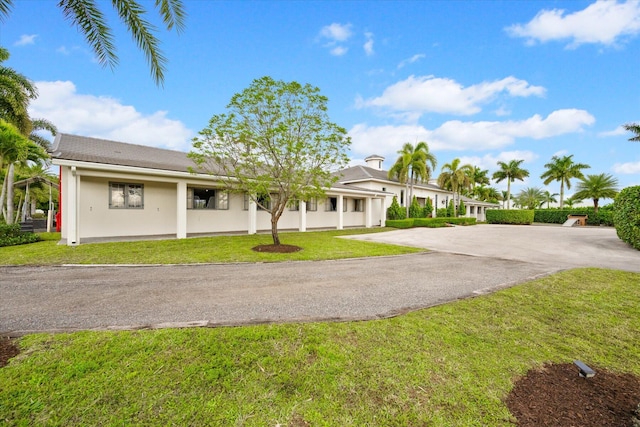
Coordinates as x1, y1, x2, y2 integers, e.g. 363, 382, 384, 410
533, 207, 614, 226
386, 217, 477, 229
613, 186, 640, 250
0, 223, 41, 247
486, 209, 534, 225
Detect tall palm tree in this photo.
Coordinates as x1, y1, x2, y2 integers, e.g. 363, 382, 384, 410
0, 0, 186, 86
0, 119, 30, 222
623, 123, 640, 142
541, 190, 559, 209
437, 158, 473, 217
388, 141, 437, 216
540, 155, 590, 209
492, 159, 529, 210
572, 173, 619, 214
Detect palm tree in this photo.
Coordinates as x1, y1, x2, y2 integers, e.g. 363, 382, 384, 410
540, 155, 590, 209
564, 195, 583, 208
541, 190, 559, 209
388, 142, 437, 216
0, 119, 30, 222
0, 0, 186, 86
466, 166, 490, 196
572, 173, 619, 214
623, 123, 640, 142
437, 158, 473, 217
492, 159, 529, 210
0, 47, 37, 134
516, 187, 545, 210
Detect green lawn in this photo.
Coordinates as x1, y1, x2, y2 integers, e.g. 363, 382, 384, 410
0, 228, 422, 265
1, 268, 639, 425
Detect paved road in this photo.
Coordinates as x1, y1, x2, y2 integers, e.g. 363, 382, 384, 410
1, 225, 638, 335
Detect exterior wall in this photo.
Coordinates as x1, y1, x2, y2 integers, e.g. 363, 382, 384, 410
187, 193, 247, 234
78, 176, 177, 238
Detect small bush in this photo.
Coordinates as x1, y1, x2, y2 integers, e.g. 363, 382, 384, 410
386, 196, 406, 220
458, 200, 466, 216
447, 200, 455, 217
385, 219, 414, 229
486, 209, 534, 225
0, 223, 41, 247
409, 196, 423, 219
414, 217, 477, 227
436, 208, 448, 218
613, 186, 640, 250
423, 197, 433, 218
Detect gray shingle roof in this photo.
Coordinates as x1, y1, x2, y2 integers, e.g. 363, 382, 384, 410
50, 133, 200, 173
335, 165, 445, 191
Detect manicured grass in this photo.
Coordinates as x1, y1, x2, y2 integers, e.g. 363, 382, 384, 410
1, 268, 638, 425
0, 228, 421, 265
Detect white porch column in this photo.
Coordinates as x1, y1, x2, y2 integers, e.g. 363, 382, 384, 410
365, 197, 372, 228
465, 204, 470, 218
248, 199, 257, 234
176, 181, 187, 239
67, 166, 79, 245
337, 195, 344, 230
299, 200, 307, 232
380, 197, 386, 226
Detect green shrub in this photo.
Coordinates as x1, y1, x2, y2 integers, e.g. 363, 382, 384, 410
613, 186, 640, 250
458, 200, 466, 216
414, 217, 477, 227
486, 209, 534, 225
447, 200, 455, 217
386, 196, 406, 220
0, 223, 41, 247
436, 208, 448, 218
423, 197, 433, 218
408, 196, 423, 218
385, 219, 414, 229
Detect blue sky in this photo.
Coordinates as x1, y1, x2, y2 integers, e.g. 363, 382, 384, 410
2, 0, 639, 200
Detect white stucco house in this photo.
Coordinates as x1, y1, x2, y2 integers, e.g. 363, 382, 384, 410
50, 134, 498, 245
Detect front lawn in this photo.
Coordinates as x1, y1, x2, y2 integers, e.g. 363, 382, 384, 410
0, 228, 421, 265
1, 268, 638, 425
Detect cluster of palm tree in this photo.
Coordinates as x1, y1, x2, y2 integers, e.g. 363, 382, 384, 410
0, 47, 57, 224
387, 142, 437, 217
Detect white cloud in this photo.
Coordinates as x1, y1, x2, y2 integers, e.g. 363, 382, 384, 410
458, 151, 539, 171
359, 75, 546, 118
397, 54, 425, 69
506, 0, 640, 48
598, 125, 630, 137
348, 109, 595, 156
15, 34, 37, 46
29, 81, 192, 151
613, 161, 640, 174
363, 32, 374, 56
320, 23, 353, 42
330, 46, 348, 56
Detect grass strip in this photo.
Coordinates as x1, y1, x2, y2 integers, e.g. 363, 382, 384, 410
0, 228, 421, 265
1, 268, 638, 425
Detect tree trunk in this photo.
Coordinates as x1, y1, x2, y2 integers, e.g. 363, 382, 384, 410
0, 171, 7, 221
559, 182, 565, 209
507, 180, 511, 210
405, 181, 410, 217
6, 163, 15, 224
593, 198, 599, 214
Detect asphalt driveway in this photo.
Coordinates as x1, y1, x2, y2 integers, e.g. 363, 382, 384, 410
1, 224, 638, 335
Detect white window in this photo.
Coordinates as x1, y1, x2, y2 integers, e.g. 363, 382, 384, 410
109, 182, 143, 209
325, 197, 337, 212
244, 193, 271, 210
187, 188, 229, 210
289, 199, 300, 211
307, 198, 317, 212
354, 199, 364, 212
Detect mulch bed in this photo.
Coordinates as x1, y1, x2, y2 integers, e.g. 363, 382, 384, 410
0, 336, 19, 368
2, 338, 639, 426
506, 363, 640, 426
252, 244, 302, 253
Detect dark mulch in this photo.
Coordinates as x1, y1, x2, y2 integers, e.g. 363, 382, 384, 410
252, 244, 302, 253
0, 336, 19, 367
506, 363, 640, 426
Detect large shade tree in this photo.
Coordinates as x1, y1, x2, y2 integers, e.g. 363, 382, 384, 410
492, 159, 529, 210
189, 76, 351, 246
437, 158, 473, 217
540, 155, 590, 209
572, 173, 619, 214
0, 0, 186, 86
388, 141, 437, 217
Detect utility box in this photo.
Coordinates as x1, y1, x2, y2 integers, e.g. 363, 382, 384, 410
568, 214, 588, 226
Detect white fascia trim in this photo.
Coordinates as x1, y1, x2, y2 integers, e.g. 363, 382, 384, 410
341, 177, 450, 194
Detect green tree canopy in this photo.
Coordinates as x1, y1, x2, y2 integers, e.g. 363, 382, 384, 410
515, 187, 545, 210
492, 159, 529, 210
572, 173, 619, 214
388, 141, 437, 217
540, 154, 590, 209
623, 123, 640, 142
438, 158, 473, 217
0, 0, 186, 86
189, 76, 351, 246
541, 190, 559, 209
